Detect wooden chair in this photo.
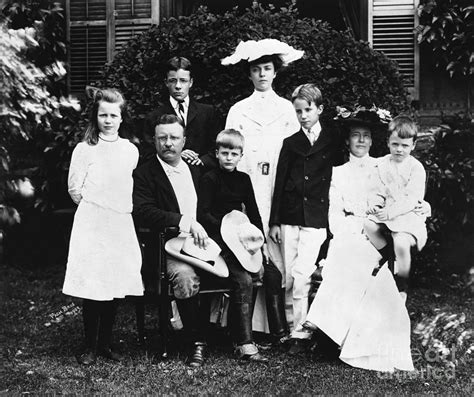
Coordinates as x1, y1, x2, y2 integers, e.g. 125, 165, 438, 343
135, 226, 231, 358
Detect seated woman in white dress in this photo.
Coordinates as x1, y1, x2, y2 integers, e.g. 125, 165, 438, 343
300, 107, 429, 372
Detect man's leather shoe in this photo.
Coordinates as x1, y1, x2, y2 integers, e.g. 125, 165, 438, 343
189, 342, 206, 367
76, 349, 97, 365
288, 339, 309, 355
98, 347, 123, 362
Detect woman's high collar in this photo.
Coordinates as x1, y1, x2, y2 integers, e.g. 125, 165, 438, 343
349, 153, 372, 167
250, 89, 277, 101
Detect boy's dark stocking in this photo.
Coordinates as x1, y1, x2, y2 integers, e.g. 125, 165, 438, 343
372, 244, 393, 276
265, 290, 288, 340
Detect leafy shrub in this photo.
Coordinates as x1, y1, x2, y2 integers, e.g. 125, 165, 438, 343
424, 115, 473, 236
413, 114, 473, 281
100, 2, 408, 144
0, 22, 80, 220
415, 0, 473, 111
2, 0, 67, 68
416, 0, 472, 79
414, 308, 473, 370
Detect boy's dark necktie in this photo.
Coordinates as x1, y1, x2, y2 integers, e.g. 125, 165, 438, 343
178, 101, 186, 125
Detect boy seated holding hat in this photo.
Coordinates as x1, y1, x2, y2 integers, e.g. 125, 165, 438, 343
197, 129, 268, 363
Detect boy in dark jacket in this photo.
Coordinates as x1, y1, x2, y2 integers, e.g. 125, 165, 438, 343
269, 84, 342, 354
197, 129, 268, 363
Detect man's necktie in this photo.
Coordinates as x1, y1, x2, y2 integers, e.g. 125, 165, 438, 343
178, 102, 186, 125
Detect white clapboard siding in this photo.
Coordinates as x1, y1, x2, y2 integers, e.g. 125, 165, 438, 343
368, 0, 420, 99
66, 0, 159, 94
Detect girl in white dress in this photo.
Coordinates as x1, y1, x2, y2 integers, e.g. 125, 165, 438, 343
222, 39, 303, 342
63, 88, 143, 365
301, 110, 421, 372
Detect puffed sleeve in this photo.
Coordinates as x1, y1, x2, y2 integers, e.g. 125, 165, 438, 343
386, 158, 426, 220
68, 142, 89, 205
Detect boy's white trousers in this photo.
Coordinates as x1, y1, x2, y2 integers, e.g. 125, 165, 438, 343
280, 224, 327, 339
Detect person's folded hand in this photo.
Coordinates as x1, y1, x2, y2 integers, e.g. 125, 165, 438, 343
190, 220, 208, 249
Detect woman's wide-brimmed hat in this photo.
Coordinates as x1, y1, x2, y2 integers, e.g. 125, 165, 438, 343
165, 235, 229, 278
221, 39, 304, 66
334, 105, 392, 129
220, 210, 264, 273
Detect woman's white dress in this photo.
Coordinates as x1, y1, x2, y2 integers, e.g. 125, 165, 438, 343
226, 89, 300, 331
63, 138, 143, 301
304, 154, 414, 372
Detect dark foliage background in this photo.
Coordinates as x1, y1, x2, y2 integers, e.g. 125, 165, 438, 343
99, 3, 408, 150
1, 2, 472, 282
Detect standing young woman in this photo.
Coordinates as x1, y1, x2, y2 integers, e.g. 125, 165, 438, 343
222, 39, 303, 344
63, 88, 143, 365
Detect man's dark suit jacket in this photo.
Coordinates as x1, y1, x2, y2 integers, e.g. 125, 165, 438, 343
132, 156, 201, 292
133, 155, 200, 232
145, 99, 220, 168
269, 124, 343, 229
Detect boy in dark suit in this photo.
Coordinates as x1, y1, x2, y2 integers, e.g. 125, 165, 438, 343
144, 57, 220, 168
269, 84, 342, 354
197, 129, 268, 363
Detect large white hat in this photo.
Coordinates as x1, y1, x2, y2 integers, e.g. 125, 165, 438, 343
165, 235, 229, 278
221, 39, 304, 66
221, 210, 264, 273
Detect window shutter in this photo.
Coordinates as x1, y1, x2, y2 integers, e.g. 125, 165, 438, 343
114, 0, 158, 54
66, 0, 160, 94
368, 0, 420, 99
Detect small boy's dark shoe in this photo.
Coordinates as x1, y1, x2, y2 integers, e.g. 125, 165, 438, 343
76, 348, 97, 365
98, 347, 123, 362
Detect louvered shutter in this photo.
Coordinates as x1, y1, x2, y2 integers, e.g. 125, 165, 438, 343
66, 0, 159, 94
114, 0, 159, 54
368, 0, 420, 99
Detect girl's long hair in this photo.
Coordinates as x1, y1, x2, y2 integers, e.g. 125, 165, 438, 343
83, 87, 126, 145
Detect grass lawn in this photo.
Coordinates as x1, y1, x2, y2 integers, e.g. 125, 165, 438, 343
0, 262, 472, 395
